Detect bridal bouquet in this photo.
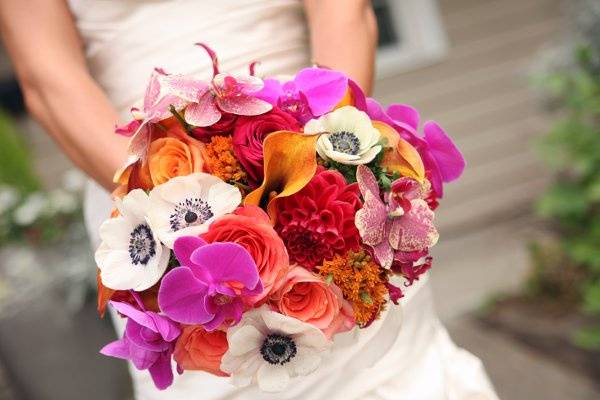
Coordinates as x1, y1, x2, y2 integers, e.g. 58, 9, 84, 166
95, 44, 465, 392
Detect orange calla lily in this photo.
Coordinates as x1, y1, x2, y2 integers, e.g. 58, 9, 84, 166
374, 121, 425, 182
244, 131, 319, 223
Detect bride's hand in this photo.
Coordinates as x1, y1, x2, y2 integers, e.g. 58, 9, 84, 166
0, 0, 129, 191
303, 0, 378, 95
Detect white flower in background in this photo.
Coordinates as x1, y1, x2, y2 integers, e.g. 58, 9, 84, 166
0, 185, 19, 215
221, 306, 331, 393
304, 106, 382, 165
48, 189, 78, 214
62, 169, 87, 192
13, 192, 48, 226
147, 173, 241, 248
95, 189, 169, 291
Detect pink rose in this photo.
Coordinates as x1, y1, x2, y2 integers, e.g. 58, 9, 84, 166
270, 265, 355, 339
232, 106, 300, 187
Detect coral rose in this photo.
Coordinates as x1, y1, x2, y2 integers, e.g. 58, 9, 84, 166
201, 205, 289, 302
232, 106, 300, 187
270, 265, 355, 339
173, 326, 228, 376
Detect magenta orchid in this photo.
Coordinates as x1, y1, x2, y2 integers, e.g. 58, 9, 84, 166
100, 298, 181, 390
158, 236, 263, 331
255, 67, 348, 124
355, 165, 439, 269
160, 44, 272, 127
366, 99, 465, 198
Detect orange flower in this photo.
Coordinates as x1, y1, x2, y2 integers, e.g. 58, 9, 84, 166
115, 120, 205, 191
270, 265, 355, 338
318, 250, 389, 326
173, 326, 229, 376
375, 121, 425, 182
244, 131, 319, 222
202, 135, 246, 183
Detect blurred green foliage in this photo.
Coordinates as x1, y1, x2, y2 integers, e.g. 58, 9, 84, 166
0, 109, 41, 194
534, 46, 600, 349
0, 109, 83, 246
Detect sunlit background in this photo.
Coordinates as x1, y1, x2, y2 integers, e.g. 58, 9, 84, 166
0, 0, 598, 399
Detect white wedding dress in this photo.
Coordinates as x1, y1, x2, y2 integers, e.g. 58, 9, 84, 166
72, 1, 500, 399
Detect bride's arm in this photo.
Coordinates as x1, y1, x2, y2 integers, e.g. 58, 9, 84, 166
0, 0, 128, 191
303, 0, 378, 94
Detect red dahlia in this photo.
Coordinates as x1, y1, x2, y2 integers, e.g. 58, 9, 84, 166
275, 168, 362, 269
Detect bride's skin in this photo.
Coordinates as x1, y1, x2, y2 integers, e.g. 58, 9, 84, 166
0, 0, 377, 191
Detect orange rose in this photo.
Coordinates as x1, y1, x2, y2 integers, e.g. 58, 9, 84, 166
201, 205, 289, 303
115, 120, 205, 191
173, 326, 229, 376
270, 265, 355, 339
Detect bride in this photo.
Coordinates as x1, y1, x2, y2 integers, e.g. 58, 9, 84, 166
0, 1, 499, 399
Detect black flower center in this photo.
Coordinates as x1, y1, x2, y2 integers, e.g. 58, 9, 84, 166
260, 334, 297, 365
169, 198, 213, 232
128, 224, 156, 266
329, 131, 360, 155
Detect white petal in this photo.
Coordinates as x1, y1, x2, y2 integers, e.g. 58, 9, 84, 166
227, 325, 263, 357
303, 118, 325, 134
119, 189, 150, 221
345, 145, 382, 165
97, 250, 143, 290
98, 217, 134, 250
292, 328, 330, 349
132, 243, 169, 291
325, 150, 361, 163
222, 354, 262, 386
261, 310, 311, 335
288, 347, 323, 376
256, 363, 291, 393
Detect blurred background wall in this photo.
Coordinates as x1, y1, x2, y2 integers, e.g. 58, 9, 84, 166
0, 0, 598, 399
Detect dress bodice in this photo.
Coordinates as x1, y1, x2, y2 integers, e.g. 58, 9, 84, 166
69, 0, 309, 117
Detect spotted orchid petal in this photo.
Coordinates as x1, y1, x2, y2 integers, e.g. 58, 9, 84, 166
216, 93, 273, 116
355, 190, 387, 246
356, 165, 381, 198
185, 91, 222, 127
388, 199, 439, 252
160, 74, 209, 103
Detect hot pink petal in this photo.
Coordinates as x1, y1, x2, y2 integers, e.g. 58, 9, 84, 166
387, 104, 420, 131
158, 267, 212, 325
148, 352, 174, 390
423, 121, 466, 182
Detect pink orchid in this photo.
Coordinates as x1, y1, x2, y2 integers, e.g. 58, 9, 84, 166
115, 68, 186, 137
366, 99, 465, 198
354, 165, 439, 269
160, 44, 272, 127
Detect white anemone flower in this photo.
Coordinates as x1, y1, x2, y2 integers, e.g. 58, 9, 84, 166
95, 189, 169, 291
221, 306, 331, 393
304, 106, 382, 165
147, 173, 241, 248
